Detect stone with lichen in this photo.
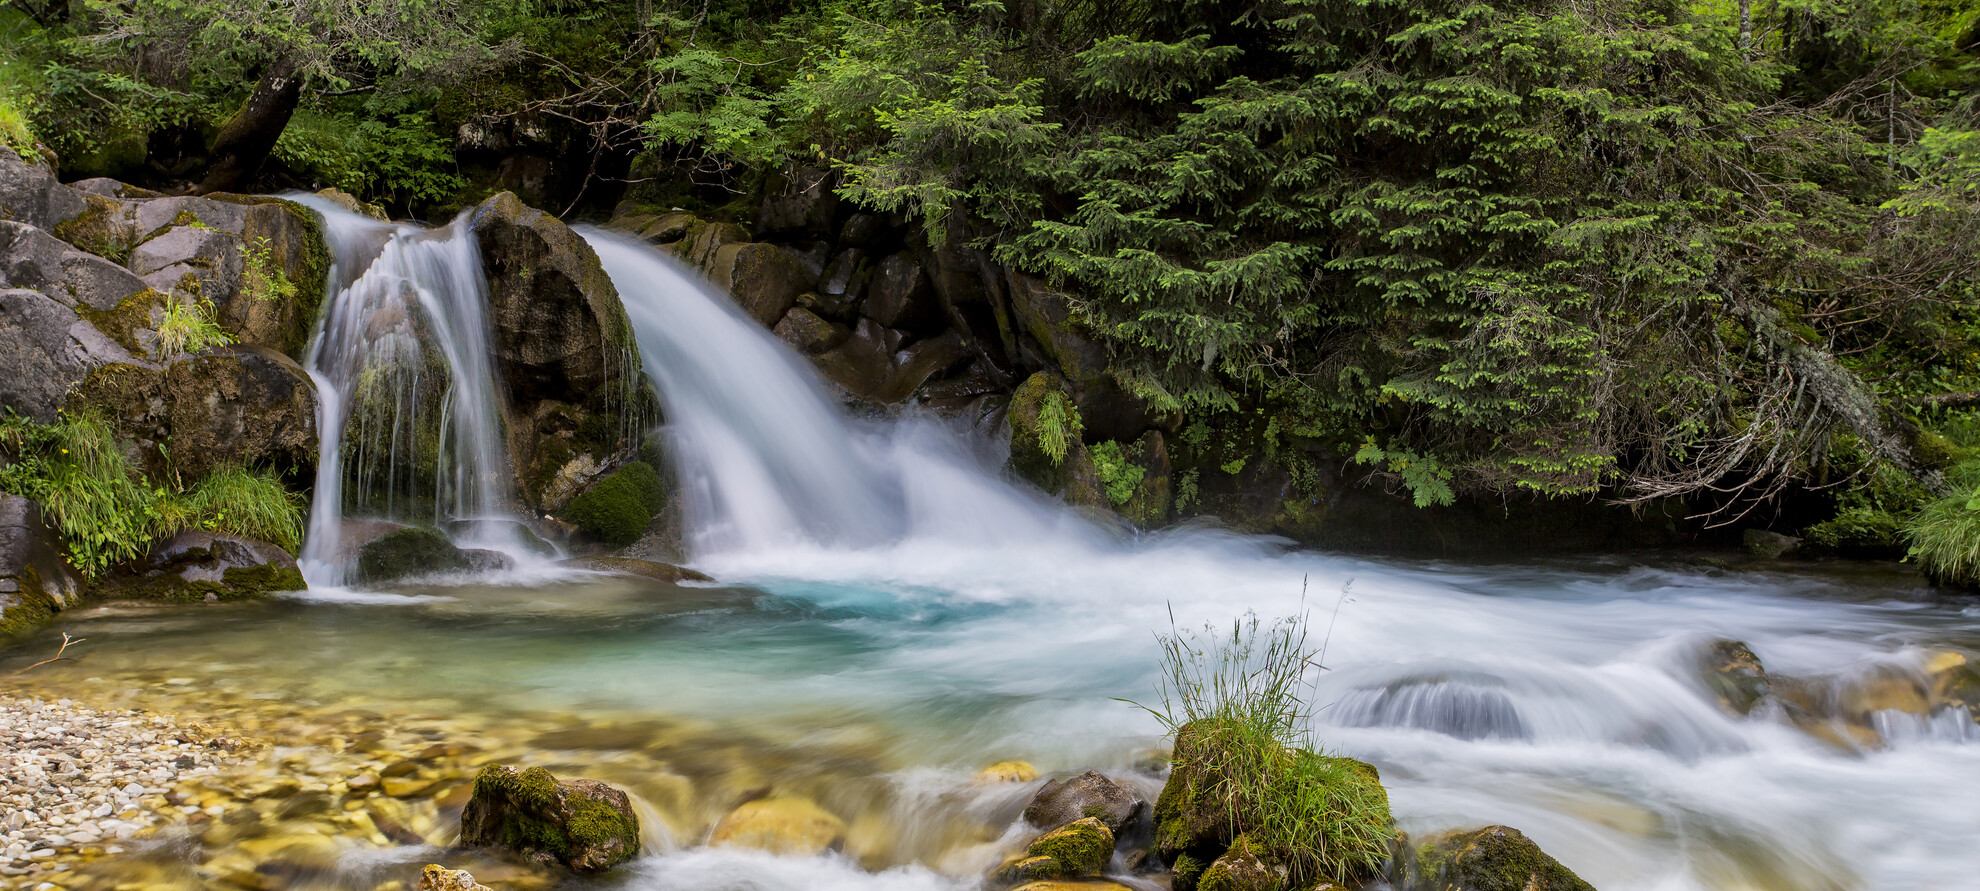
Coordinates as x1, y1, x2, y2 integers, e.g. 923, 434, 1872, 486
459, 764, 640, 873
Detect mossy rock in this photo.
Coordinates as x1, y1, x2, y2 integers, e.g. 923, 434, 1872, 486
1198, 834, 1286, 891
353, 527, 470, 584
1700, 639, 1772, 717
1001, 816, 1115, 882
559, 461, 668, 547
1009, 372, 1082, 495
459, 764, 640, 873
1414, 825, 1594, 891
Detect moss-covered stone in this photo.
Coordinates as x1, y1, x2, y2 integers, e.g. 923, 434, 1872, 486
559, 461, 668, 547
1415, 825, 1594, 891
1197, 834, 1284, 891
1001, 816, 1115, 882
50, 193, 133, 264
1009, 372, 1082, 494
353, 527, 470, 584
0, 494, 80, 638
73, 287, 171, 357
1700, 639, 1772, 716
460, 764, 640, 873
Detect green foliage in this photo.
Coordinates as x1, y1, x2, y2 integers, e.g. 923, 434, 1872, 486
0, 92, 38, 161
274, 109, 465, 206
0, 411, 164, 578
1150, 609, 1394, 884
238, 236, 297, 305
0, 411, 304, 578
1351, 439, 1455, 508
1905, 462, 1980, 585
1090, 439, 1144, 507
1036, 390, 1081, 466
157, 297, 236, 359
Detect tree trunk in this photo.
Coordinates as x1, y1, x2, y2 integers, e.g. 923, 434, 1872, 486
1738, 0, 1753, 53
191, 55, 304, 196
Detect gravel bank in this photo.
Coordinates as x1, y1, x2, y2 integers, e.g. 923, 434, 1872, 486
1, 695, 243, 888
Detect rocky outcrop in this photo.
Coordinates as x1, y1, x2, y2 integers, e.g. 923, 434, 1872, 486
459, 764, 641, 873
1024, 770, 1146, 835
96, 531, 303, 602
470, 191, 647, 511
709, 796, 847, 856
0, 287, 144, 424
66, 346, 318, 481
709, 242, 812, 327
1409, 825, 1595, 891
0, 148, 86, 233
0, 494, 82, 637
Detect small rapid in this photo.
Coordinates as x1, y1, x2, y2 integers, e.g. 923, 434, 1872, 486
568, 230, 1980, 889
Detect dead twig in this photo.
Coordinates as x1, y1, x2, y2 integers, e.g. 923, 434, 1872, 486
11, 633, 85, 675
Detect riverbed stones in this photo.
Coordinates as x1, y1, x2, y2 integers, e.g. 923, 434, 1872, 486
1414, 825, 1595, 891
977, 761, 1040, 784
459, 764, 640, 872
1024, 770, 1144, 834
1001, 816, 1115, 883
710, 796, 847, 856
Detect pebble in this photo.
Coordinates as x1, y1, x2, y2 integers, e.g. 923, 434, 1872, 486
0, 696, 237, 883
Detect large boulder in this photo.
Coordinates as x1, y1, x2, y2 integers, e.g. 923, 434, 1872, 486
1411, 825, 1594, 891
470, 192, 646, 510
352, 527, 471, 584
865, 253, 939, 331
0, 147, 86, 233
1024, 770, 1146, 835
0, 220, 149, 316
773, 306, 850, 355
460, 764, 641, 873
0, 494, 82, 637
0, 287, 144, 424
66, 345, 317, 481
709, 242, 812, 327
97, 531, 303, 601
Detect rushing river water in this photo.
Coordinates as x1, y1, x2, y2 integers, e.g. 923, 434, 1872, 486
6, 209, 1980, 891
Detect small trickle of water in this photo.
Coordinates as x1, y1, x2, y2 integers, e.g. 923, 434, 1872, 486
291, 198, 530, 584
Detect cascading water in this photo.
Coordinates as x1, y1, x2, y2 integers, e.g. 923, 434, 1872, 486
566, 229, 1980, 890
292, 197, 532, 584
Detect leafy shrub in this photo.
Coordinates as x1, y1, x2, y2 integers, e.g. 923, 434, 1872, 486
239, 237, 297, 304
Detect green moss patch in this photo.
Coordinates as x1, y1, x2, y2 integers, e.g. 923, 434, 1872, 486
559, 461, 667, 546
353, 527, 469, 583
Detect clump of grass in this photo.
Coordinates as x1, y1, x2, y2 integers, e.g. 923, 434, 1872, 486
175, 466, 305, 552
1904, 464, 1980, 585
1149, 604, 1394, 885
0, 411, 305, 576
157, 296, 236, 358
0, 410, 162, 577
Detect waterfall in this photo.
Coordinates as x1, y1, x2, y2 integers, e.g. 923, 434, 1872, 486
578, 228, 1098, 558
292, 198, 529, 584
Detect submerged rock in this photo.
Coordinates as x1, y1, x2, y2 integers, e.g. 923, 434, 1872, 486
710, 796, 847, 856
558, 555, 711, 583
1000, 816, 1115, 883
1700, 639, 1773, 716
1413, 825, 1595, 891
353, 528, 471, 584
977, 761, 1040, 784
1024, 770, 1145, 834
459, 764, 640, 873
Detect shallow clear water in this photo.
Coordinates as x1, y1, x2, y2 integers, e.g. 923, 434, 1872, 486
7, 547, 1977, 891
